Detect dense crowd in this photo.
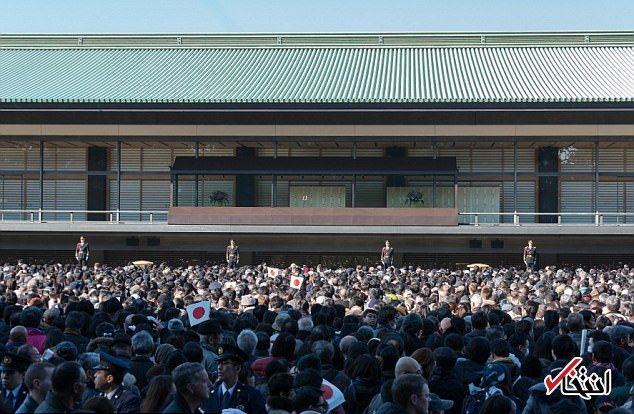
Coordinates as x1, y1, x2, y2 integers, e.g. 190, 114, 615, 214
0, 259, 632, 414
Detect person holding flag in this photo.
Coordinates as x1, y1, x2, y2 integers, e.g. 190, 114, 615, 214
290, 274, 304, 289
267, 266, 280, 278
187, 301, 211, 327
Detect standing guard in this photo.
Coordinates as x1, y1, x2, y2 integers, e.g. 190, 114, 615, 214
0, 353, 30, 414
523, 240, 537, 272
381, 240, 394, 268
226, 240, 240, 270
204, 344, 266, 414
75, 236, 90, 270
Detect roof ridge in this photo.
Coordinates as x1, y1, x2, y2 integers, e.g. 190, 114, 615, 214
1, 31, 634, 48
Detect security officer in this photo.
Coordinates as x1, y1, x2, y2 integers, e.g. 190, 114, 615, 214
381, 240, 394, 268
0, 353, 30, 414
75, 235, 90, 269
226, 240, 240, 270
523, 239, 537, 272
92, 352, 140, 414
204, 344, 266, 414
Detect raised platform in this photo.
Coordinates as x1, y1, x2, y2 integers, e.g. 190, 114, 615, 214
4, 221, 634, 266
167, 207, 459, 226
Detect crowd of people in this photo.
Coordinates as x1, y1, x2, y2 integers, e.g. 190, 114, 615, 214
0, 256, 632, 414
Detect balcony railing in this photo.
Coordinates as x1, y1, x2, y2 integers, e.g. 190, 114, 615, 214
0, 209, 633, 226
459, 212, 634, 226
0, 209, 168, 224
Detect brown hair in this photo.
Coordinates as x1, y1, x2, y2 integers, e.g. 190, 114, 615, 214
410, 347, 433, 380
481, 286, 493, 300
141, 375, 174, 414
83, 397, 114, 414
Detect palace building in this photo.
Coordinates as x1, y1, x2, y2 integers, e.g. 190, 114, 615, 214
0, 32, 633, 266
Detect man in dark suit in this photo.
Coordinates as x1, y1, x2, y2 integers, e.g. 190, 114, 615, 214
63, 311, 90, 353
163, 363, 210, 414
204, 344, 266, 414
93, 352, 140, 414
15, 362, 54, 414
0, 353, 30, 413
129, 331, 154, 391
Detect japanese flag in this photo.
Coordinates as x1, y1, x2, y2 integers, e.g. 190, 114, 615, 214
268, 267, 280, 278
290, 275, 304, 289
186, 301, 211, 326
321, 379, 345, 412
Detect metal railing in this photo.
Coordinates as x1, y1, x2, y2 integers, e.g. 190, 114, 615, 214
1, 209, 634, 226
459, 211, 634, 226
0, 209, 169, 224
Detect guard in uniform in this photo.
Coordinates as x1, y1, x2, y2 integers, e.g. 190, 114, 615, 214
381, 240, 394, 268
523, 240, 537, 272
226, 240, 240, 270
204, 344, 266, 414
0, 353, 30, 414
75, 235, 90, 269
92, 352, 140, 414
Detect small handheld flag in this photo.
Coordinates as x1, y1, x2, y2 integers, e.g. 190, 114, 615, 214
290, 275, 304, 289
186, 301, 211, 326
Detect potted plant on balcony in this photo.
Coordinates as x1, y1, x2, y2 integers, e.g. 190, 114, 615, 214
209, 191, 229, 207
405, 191, 424, 207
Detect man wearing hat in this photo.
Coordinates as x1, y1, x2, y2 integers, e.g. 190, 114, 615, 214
429, 393, 454, 414
239, 295, 256, 312
204, 344, 266, 414
0, 353, 30, 413
55, 341, 78, 362
606, 324, 634, 363
93, 352, 140, 414
198, 319, 223, 376
167, 318, 185, 335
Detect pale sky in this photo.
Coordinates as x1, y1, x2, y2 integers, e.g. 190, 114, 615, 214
2, 0, 633, 33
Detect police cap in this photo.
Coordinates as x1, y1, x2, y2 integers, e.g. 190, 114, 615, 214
93, 351, 130, 373
215, 344, 248, 364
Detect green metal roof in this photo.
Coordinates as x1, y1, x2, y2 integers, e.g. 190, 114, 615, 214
1, 33, 633, 105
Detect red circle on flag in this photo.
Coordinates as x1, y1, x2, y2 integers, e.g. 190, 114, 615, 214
321, 384, 333, 399
193, 307, 205, 319
293, 279, 300, 286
